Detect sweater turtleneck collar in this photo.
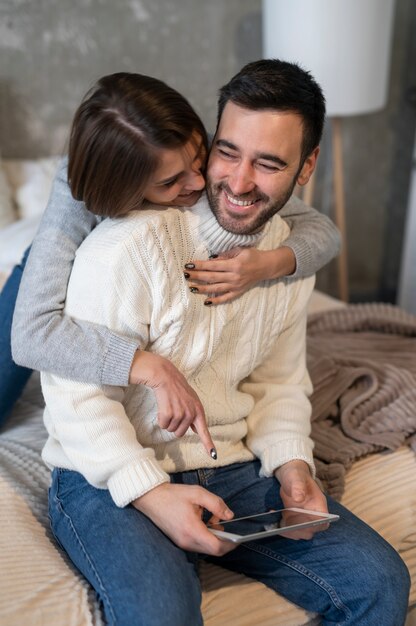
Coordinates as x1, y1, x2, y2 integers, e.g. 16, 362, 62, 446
189, 194, 268, 255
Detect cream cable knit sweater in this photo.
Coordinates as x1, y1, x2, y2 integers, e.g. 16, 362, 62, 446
41, 196, 315, 507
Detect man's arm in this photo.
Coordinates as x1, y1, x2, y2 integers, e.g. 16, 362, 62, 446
240, 275, 328, 525
11, 158, 140, 386
240, 275, 316, 477
43, 371, 233, 555
42, 375, 171, 504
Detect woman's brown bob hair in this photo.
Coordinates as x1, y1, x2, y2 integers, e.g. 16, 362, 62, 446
68, 72, 208, 217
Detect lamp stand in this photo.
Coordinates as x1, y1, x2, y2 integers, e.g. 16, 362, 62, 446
301, 117, 349, 302
332, 117, 349, 302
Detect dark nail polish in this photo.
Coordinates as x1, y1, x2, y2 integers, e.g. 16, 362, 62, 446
190, 287, 199, 293
185, 263, 195, 270
209, 253, 218, 259
184, 272, 190, 279
210, 448, 217, 460
204, 300, 212, 306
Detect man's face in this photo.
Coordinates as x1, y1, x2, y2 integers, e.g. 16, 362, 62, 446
206, 102, 317, 234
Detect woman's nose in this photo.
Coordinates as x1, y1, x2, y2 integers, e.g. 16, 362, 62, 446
185, 168, 205, 191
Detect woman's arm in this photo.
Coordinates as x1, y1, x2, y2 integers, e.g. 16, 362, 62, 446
278, 194, 341, 278
11, 158, 140, 386
11, 161, 214, 448
183, 195, 341, 305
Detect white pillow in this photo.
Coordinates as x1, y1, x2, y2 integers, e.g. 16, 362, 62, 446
0, 154, 16, 229
2, 157, 60, 220
0, 214, 42, 275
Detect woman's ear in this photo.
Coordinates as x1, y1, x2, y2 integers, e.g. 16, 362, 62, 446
297, 147, 320, 186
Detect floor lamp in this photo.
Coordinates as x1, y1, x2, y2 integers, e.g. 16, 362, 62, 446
262, 0, 395, 302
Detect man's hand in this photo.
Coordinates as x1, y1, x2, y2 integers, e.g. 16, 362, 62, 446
183, 246, 296, 305
129, 351, 216, 459
275, 460, 329, 540
133, 483, 236, 555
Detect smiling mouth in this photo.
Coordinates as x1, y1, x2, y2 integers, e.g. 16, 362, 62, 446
224, 190, 259, 209
177, 190, 202, 201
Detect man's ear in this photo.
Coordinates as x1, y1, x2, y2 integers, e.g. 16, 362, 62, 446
297, 147, 320, 186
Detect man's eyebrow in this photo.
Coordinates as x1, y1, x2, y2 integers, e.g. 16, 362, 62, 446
215, 139, 287, 168
256, 152, 288, 168
216, 139, 238, 151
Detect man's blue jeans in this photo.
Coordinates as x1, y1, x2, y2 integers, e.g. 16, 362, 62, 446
0, 248, 32, 427
49, 460, 410, 626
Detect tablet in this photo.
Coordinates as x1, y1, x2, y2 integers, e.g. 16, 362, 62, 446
208, 508, 339, 543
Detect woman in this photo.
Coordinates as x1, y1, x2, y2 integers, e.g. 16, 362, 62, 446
1, 72, 339, 433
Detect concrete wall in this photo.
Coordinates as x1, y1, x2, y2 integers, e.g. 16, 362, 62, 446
0, 0, 262, 157
1, 0, 415, 302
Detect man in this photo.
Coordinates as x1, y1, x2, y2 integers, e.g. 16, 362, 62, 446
42, 60, 410, 625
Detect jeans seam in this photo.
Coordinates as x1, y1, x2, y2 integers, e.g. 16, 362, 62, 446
52, 487, 117, 625
243, 541, 353, 624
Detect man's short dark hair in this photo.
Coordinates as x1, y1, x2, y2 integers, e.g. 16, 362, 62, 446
217, 59, 326, 163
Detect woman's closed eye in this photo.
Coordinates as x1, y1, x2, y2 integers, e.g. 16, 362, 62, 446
162, 176, 179, 188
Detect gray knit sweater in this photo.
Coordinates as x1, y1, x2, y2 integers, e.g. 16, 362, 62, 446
12, 158, 340, 386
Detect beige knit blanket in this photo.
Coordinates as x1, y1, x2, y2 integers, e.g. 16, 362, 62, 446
307, 302, 416, 500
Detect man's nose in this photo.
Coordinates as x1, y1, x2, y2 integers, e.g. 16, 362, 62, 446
227, 163, 255, 196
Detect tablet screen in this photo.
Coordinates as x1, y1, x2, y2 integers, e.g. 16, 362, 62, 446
209, 508, 333, 537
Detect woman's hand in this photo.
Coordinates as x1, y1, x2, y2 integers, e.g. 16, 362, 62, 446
129, 351, 216, 459
184, 246, 296, 305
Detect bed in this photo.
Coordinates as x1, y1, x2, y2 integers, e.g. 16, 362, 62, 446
1, 157, 415, 626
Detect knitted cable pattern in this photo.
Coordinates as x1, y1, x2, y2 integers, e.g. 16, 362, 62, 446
42, 199, 315, 506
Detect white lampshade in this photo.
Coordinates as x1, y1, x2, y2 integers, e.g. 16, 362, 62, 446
262, 0, 396, 116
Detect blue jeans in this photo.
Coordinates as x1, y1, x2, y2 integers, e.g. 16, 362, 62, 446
49, 461, 410, 626
0, 247, 32, 426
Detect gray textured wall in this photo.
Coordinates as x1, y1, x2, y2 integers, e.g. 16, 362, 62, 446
1, 0, 415, 302
0, 0, 262, 157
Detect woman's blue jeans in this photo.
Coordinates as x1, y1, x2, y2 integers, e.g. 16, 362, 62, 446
0, 248, 32, 426
49, 460, 410, 626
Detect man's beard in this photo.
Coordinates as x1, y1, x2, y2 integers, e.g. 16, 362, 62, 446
206, 179, 297, 235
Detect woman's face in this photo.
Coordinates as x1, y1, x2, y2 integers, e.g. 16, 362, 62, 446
143, 132, 206, 207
